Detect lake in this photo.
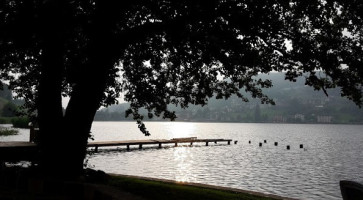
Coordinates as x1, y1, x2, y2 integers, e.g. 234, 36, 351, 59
2, 122, 363, 199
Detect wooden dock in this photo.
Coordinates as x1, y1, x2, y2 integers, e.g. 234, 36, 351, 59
88, 138, 234, 152
0, 142, 38, 162
0, 137, 234, 162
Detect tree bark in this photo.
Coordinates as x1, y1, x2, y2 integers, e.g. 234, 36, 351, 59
58, 1, 120, 177
37, 0, 67, 177
36, 1, 121, 178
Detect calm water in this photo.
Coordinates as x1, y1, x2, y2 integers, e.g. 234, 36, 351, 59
89, 122, 363, 200
2, 122, 363, 199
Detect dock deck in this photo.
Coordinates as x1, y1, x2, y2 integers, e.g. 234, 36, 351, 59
88, 138, 233, 151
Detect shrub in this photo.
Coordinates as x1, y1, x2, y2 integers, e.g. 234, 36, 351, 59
0, 117, 11, 124
11, 117, 30, 128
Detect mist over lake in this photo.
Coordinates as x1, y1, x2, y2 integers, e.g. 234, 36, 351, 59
87, 122, 363, 200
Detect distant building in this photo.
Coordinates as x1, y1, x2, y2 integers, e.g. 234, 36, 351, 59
272, 115, 287, 123
317, 115, 332, 123
294, 114, 305, 122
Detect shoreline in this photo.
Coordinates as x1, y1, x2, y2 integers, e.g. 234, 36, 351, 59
0, 166, 298, 200
92, 120, 363, 125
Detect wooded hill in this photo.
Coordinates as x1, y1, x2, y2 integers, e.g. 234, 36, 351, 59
95, 73, 363, 124
0, 84, 26, 125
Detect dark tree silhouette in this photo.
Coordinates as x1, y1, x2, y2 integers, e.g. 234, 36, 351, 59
1, 1, 362, 178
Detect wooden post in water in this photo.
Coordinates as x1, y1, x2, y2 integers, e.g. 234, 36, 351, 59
190, 142, 193, 146
287, 145, 290, 150
274, 142, 278, 146
228, 141, 231, 145
300, 144, 303, 149
159, 143, 162, 148
127, 145, 130, 151
264, 140, 267, 143
139, 144, 142, 149
206, 142, 209, 146
94, 146, 98, 153
249, 140, 251, 144
214, 141, 217, 144
259, 142, 262, 147
175, 142, 178, 147
234, 141, 238, 144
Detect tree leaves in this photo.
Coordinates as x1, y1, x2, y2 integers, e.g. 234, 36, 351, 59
1, 0, 362, 135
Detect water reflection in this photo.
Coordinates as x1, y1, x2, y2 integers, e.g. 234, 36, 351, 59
87, 122, 363, 200
165, 122, 196, 138
174, 147, 196, 183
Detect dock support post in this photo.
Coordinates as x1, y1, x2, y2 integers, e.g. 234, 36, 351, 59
159, 143, 162, 148
300, 144, 303, 149
190, 142, 193, 146
95, 146, 98, 153
259, 142, 262, 147
234, 141, 238, 144
215, 141, 217, 144
206, 142, 209, 146
274, 142, 278, 146
228, 141, 231, 145
175, 143, 177, 147
139, 144, 142, 149
127, 145, 130, 151
287, 145, 290, 150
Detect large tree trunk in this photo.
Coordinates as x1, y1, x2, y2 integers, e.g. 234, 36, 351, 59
37, 0, 68, 177
62, 74, 109, 177
60, 1, 121, 177
37, 1, 120, 178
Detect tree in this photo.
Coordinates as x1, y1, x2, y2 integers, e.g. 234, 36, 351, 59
1, 102, 17, 117
1, 0, 362, 178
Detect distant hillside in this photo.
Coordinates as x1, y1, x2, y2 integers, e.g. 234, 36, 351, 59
0, 97, 8, 111
0, 87, 13, 123
96, 72, 363, 124
0, 84, 24, 122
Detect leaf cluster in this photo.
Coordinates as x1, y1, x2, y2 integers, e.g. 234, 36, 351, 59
1, 1, 362, 135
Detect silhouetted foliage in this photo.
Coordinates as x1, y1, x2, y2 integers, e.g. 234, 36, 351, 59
0, 1, 362, 177
11, 117, 29, 128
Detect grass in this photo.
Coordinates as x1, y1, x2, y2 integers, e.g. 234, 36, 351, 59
107, 175, 281, 200
0, 127, 18, 136
0, 166, 284, 200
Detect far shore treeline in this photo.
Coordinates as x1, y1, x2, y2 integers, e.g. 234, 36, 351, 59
0, 84, 29, 128
2, 73, 362, 126
95, 73, 363, 124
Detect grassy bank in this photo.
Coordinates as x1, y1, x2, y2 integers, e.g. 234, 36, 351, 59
108, 174, 283, 200
0, 166, 286, 200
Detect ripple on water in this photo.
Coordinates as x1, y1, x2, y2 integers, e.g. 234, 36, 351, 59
85, 122, 363, 200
